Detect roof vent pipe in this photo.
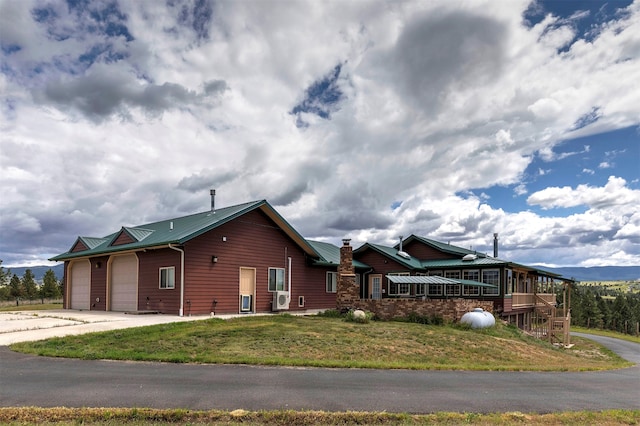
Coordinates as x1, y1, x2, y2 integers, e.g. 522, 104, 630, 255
398, 235, 403, 252
493, 233, 498, 258
210, 189, 216, 213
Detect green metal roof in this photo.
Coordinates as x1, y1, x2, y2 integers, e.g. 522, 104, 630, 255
421, 257, 506, 268
402, 235, 488, 258
354, 242, 425, 270
307, 240, 370, 269
50, 200, 320, 262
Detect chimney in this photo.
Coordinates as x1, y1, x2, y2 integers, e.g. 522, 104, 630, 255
210, 189, 216, 212
337, 238, 358, 310
493, 233, 499, 258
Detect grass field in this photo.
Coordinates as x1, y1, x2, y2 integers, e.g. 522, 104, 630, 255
580, 280, 640, 294
1, 407, 639, 425
10, 314, 632, 371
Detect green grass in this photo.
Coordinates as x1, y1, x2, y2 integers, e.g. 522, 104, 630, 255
10, 315, 632, 371
572, 326, 640, 343
0, 303, 62, 312
1, 407, 639, 425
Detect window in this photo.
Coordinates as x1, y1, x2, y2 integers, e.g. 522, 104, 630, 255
159, 267, 175, 289
463, 285, 480, 296
428, 283, 443, 296
463, 269, 479, 282
388, 272, 410, 296
415, 273, 427, 296
429, 270, 443, 277
444, 270, 461, 279
268, 268, 285, 292
326, 272, 337, 293
482, 269, 500, 296
445, 284, 460, 296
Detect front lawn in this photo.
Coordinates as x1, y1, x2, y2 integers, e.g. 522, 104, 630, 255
10, 314, 631, 371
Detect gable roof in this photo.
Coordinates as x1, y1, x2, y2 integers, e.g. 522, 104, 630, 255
51, 200, 319, 261
354, 242, 424, 270
307, 240, 370, 269
400, 234, 489, 258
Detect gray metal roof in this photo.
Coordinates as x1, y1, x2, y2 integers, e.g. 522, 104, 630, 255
386, 275, 498, 288
306, 240, 370, 269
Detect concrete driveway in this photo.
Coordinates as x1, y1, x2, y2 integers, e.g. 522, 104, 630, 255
0, 309, 209, 346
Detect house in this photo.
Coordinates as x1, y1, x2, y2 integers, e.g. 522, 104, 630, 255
335, 235, 573, 344
50, 199, 338, 316
51, 196, 571, 343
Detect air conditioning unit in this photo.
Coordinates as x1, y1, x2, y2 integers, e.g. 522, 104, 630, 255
272, 291, 290, 310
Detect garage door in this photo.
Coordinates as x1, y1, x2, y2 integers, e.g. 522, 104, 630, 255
110, 254, 138, 312
69, 260, 91, 310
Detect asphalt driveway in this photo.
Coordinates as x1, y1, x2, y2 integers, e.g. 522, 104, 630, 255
1, 313, 639, 413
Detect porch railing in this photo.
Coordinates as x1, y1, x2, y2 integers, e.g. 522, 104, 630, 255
511, 293, 555, 307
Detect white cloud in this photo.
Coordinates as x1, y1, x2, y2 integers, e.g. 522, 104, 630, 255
1, 0, 639, 267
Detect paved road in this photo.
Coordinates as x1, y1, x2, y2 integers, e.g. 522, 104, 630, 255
1, 333, 639, 413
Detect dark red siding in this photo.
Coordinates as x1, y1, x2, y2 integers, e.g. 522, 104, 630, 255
138, 249, 182, 313
90, 257, 108, 310
112, 231, 135, 246
71, 241, 88, 253
402, 240, 457, 260
182, 209, 334, 315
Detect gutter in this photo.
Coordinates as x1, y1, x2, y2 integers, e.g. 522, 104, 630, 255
168, 243, 185, 317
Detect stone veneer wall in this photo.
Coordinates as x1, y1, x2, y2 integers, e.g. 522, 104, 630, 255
336, 239, 494, 322
343, 298, 494, 322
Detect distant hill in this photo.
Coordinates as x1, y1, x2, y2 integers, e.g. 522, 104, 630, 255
3, 264, 64, 282
534, 266, 640, 282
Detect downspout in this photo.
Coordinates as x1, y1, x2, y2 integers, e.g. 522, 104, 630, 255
168, 243, 185, 317
288, 256, 292, 302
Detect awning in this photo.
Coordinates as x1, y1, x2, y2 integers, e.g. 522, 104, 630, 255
385, 275, 498, 288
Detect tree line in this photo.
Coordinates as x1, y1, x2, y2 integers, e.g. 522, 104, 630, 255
568, 283, 640, 336
0, 260, 62, 303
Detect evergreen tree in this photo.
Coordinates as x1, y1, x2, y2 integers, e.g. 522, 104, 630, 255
9, 274, 24, 302
611, 295, 632, 334
595, 294, 611, 329
0, 259, 9, 287
40, 269, 61, 299
579, 289, 602, 329
22, 269, 38, 300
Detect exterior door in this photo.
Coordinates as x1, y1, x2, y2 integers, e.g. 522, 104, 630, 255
69, 260, 91, 310
110, 254, 138, 312
369, 274, 382, 300
239, 267, 256, 313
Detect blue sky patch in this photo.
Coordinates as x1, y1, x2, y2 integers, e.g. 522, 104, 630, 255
291, 64, 344, 127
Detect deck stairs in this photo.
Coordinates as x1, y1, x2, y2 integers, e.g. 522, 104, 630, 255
531, 295, 571, 347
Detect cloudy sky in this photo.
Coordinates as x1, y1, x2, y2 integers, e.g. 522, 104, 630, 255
1, 0, 639, 269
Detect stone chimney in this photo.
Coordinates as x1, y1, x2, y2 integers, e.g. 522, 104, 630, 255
336, 238, 358, 309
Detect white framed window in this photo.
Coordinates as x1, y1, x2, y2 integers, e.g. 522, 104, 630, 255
445, 284, 460, 296
482, 269, 500, 296
159, 267, 175, 289
444, 270, 461, 279
429, 270, 443, 277
463, 269, 480, 282
428, 283, 443, 296
463, 285, 480, 296
326, 272, 337, 293
268, 268, 285, 292
388, 272, 410, 296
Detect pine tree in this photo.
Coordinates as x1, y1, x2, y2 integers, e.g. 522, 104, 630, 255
40, 269, 62, 299
9, 274, 24, 302
0, 259, 9, 287
22, 269, 38, 300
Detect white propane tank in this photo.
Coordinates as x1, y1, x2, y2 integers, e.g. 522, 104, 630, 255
460, 308, 496, 329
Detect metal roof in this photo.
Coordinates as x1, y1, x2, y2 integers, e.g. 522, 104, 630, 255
401, 235, 488, 258
50, 200, 320, 261
421, 257, 506, 268
385, 275, 498, 288
354, 243, 425, 270
306, 240, 370, 269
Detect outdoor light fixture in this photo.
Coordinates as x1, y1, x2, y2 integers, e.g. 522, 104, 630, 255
211, 255, 218, 264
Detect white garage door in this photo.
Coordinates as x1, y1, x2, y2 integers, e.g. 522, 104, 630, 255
110, 254, 138, 312
70, 260, 91, 310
